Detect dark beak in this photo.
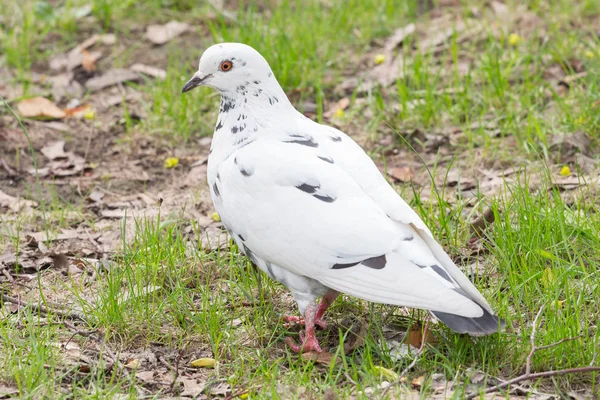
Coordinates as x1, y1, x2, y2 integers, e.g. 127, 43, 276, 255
181, 74, 210, 93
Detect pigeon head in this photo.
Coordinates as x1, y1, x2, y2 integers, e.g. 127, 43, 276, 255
182, 43, 275, 94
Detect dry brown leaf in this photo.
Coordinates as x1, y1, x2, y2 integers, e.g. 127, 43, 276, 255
130, 63, 167, 80
81, 50, 97, 71
85, 69, 141, 91
411, 375, 426, 388
177, 377, 206, 397
41, 141, 68, 160
0, 190, 38, 213
343, 321, 369, 353
470, 207, 495, 237
301, 351, 339, 366
49, 253, 70, 270
384, 23, 416, 53
124, 359, 140, 369
17, 97, 66, 119
200, 224, 230, 253
64, 104, 93, 118
49, 72, 84, 101
0, 384, 19, 397
439, 168, 477, 191
406, 323, 436, 347
388, 167, 414, 183
419, 17, 466, 52
30, 143, 86, 177
135, 370, 155, 383
209, 382, 230, 396
490, 1, 509, 17
549, 131, 592, 157
323, 97, 350, 118
146, 21, 190, 45
26, 229, 81, 243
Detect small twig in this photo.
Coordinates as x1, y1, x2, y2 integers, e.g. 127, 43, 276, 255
2, 294, 86, 322
62, 320, 99, 347
466, 306, 600, 399
526, 306, 545, 375
1, 159, 17, 176
381, 320, 429, 397
158, 355, 178, 392
344, 372, 357, 386
1, 265, 15, 283
535, 336, 582, 351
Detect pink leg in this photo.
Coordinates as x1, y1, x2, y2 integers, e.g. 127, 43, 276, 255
284, 291, 339, 353
282, 290, 339, 329
314, 290, 339, 328
285, 304, 322, 353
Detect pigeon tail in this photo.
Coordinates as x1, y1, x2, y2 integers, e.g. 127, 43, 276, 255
432, 306, 505, 335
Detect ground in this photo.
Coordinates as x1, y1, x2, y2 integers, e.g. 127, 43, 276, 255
1, 0, 600, 398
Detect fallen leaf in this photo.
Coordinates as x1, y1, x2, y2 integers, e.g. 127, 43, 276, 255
388, 166, 414, 183
383, 23, 416, 53
0, 190, 37, 213
17, 97, 66, 119
490, 0, 509, 17
343, 321, 369, 353
135, 370, 155, 383
411, 375, 426, 388
406, 323, 436, 347
41, 141, 68, 160
211, 212, 220, 222
64, 104, 94, 118
374, 54, 386, 64
209, 382, 230, 396
85, 68, 141, 91
29, 144, 86, 177
470, 207, 495, 237
301, 351, 339, 366
88, 190, 104, 203
124, 359, 140, 369
190, 358, 216, 368
26, 229, 81, 243
81, 49, 97, 71
131, 63, 167, 80
146, 21, 190, 45
177, 377, 206, 397
49, 34, 102, 71
0, 384, 19, 397
324, 97, 350, 119
49, 253, 70, 270
372, 365, 399, 380
49, 72, 83, 101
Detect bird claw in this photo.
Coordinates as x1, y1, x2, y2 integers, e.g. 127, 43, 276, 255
284, 333, 323, 353
281, 315, 328, 329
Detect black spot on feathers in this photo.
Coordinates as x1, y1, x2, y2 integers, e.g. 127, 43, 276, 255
332, 255, 387, 270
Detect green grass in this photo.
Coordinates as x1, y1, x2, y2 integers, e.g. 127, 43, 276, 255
1, 0, 600, 398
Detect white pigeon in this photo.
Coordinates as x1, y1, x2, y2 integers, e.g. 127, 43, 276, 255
182, 43, 504, 353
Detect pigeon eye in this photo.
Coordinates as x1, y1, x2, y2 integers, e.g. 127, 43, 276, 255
220, 60, 233, 72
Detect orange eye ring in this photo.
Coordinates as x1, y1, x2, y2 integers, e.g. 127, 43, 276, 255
220, 60, 233, 72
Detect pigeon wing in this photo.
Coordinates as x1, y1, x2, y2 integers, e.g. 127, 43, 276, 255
217, 139, 488, 318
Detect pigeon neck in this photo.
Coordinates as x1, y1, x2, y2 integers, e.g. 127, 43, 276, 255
213, 80, 294, 151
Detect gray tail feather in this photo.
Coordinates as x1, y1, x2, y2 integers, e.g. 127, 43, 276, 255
432, 306, 505, 335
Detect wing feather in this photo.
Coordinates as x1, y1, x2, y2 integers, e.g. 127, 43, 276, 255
217, 138, 492, 317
